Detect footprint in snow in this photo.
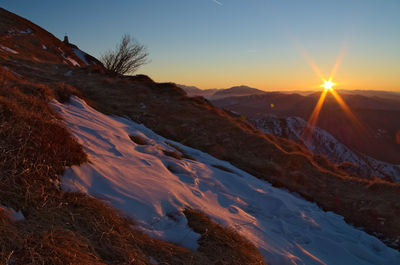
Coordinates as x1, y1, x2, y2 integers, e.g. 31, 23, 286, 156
176, 173, 196, 185
140, 159, 151, 166
228, 205, 239, 214
191, 189, 202, 198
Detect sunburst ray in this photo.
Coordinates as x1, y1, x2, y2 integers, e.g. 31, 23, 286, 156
296, 43, 367, 141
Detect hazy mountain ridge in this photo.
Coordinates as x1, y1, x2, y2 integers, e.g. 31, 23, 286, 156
179, 83, 400, 102
336, 89, 400, 101
210, 85, 267, 99
177, 84, 218, 98
178, 84, 267, 99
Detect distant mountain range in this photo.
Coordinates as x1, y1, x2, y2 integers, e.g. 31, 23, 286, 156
177, 84, 218, 98
178, 84, 266, 99
179, 84, 400, 101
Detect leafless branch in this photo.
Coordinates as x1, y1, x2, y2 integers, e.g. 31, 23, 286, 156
100, 34, 149, 75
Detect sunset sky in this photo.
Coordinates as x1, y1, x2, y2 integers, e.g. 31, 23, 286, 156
3, 0, 400, 91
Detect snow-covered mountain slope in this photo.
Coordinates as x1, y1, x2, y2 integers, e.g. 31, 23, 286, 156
51, 97, 400, 265
251, 116, 400, 182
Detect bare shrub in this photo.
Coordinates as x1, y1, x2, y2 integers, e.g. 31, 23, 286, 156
100, 34, 149, 75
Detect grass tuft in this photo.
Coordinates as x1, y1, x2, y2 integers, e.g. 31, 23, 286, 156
163, 149, 184, 160
165, 142, 196, 161
184, 209, 266, 265
129, 135, 147, 145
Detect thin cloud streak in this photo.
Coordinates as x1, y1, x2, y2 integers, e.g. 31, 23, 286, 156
212, 0, 223, 6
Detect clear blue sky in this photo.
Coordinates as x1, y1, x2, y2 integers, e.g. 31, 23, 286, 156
2, 0, 399, 91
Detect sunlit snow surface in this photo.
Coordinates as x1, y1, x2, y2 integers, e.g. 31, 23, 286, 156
52, 97, 400, 265
0, 45, 18, 54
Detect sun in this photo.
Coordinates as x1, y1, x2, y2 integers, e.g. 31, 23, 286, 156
321, 80, 334, 90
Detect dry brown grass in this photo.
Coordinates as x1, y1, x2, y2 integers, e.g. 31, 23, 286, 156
24, 193, 151, 264
165, 142, 196, 161
163, 149, 184, 160
184, 209, 266, 265
0, 68, 101, 264
15, 229, 104, 265
0, 69, 150, 264
0, 73, 87, 211
0, 210, 22, 264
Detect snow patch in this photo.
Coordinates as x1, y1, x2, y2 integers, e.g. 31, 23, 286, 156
1, 66, 22, 78
58, 47, 81, 67
19, 28, 33, 34
52, 97, 400, 265
64, 70, 73, 77
0, 205, 24, 221
72, 48, 89, 66
65, 57, 80, 67
0, 45, 18, 54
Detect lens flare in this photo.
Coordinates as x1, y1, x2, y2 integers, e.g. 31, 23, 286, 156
297, 44, 367, 142
302, 88, 328, 141
322, 80, 334, 90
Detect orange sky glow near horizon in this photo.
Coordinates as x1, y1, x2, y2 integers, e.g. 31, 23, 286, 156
140, 48, 400, 92
140, 32, 400, 92
4, 1, 399, 92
